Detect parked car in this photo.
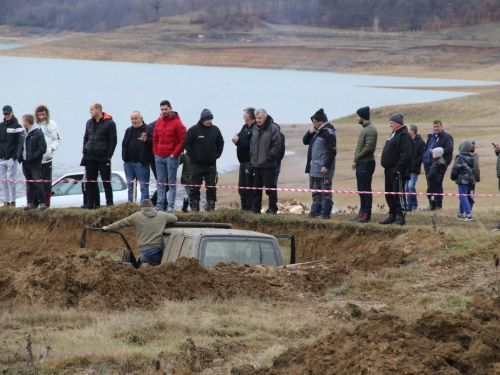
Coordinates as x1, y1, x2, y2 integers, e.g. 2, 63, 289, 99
15, 170, 129, 208
81, 223, 296, 268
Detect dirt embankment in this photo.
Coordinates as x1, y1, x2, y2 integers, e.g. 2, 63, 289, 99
0, 206, 450, 311
252, 296, 500, 375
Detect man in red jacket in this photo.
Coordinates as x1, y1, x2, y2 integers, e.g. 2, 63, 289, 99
152, 100, 186, 212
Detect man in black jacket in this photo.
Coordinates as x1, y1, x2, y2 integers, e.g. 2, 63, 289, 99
232, 107, 256, 211
183, 109, 224, 212
122, 111, 153, 203
0, 105, 24, 208
422, 120, 454, 209
18, 114, 47, 210
250, 108, 281, 214
406, 124, 426, 212
380, 113, 412, 226
80, 103, 117, 209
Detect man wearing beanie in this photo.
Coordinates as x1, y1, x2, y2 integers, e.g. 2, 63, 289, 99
308, 108, 336, 219
102, 199, 178, 266
250, 108, 281, 214
153, 100, 186, 212
380, 113, 412, 225
350, 106, 377, 223
183, 109, 224, 212
425, 147, 446, 211
423, 120, 454, 209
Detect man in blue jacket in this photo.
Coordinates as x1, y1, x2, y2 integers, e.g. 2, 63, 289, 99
422, 120, 453, 209
308, 108, 336, 219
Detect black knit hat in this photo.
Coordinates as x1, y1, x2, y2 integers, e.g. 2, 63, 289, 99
356, 106, 370, 120
389, 113, 404, 125
199, 108, 213, 122
310, 108, 328, 123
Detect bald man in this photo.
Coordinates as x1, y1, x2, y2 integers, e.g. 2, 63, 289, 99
80, 103, 117, 209
122, 111, 154, 203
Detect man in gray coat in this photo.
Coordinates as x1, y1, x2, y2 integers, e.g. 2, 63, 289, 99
250, 108, 281, 214
308, 108, 337, 219
102, 199, 177, 265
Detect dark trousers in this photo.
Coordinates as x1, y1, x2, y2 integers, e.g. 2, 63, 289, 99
189, 162, 217, 202
22, 161, 45, 205
33, 162, 52, 207
311, 176, 333, 206
252, 167, 277, 213
424, 163, 446, 208
85, 161, 113, 207
427, 182, 441, 202
238, 161, 253, 210
384, 167, 407, 216
356, 160, 375, 214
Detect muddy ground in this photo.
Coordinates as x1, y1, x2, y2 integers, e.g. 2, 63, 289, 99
1, 206, 500, 373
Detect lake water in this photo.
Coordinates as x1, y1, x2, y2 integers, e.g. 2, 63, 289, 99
0, 54, 498, 196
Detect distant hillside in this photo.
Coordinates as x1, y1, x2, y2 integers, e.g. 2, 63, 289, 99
1, 0, 499, 32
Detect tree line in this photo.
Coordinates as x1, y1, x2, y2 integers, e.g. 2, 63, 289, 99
0, 0, 499, 32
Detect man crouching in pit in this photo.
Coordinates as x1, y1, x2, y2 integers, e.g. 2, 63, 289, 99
102, 199, 177, 266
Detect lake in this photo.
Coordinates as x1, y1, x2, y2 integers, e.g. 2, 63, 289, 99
0, 54, 498, 196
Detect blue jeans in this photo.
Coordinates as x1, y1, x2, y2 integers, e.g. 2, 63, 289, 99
139, 248, 163, 266
458, 184, 471, 215
124, 162, 150, 203
405, 173, 419, 210
155, 155, 180, 210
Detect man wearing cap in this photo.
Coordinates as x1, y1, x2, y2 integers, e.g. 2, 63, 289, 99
422, 120, 454, 209
80, 103, 117, 209
153, 100, 186, 212
249, 108, 281, 215
102, 199, 178, 266
183, 109, 224, 212
380, 113, 412, 225
0, 105, 24, 208
308, 108, 336, 219
350, 106, 377, 223
232, 107, 257, 211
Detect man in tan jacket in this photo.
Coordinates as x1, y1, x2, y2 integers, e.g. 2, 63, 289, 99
102, 199, 177, 265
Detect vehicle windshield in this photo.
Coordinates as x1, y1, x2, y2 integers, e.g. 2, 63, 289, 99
201, 239, 279, 267
52, 173, 127, 196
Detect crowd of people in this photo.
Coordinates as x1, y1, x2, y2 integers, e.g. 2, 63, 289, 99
0, 102, 495, 228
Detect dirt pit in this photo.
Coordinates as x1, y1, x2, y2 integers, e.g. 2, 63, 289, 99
252, 295, 500, 375
0, 252, 348, 310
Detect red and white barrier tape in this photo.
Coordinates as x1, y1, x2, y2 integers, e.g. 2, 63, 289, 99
0, 178, 495, 197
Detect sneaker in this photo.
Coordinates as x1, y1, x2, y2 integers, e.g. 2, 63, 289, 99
492, 224, 500, 231
464, 214, 474, 222
456, 214, 465, 221
39, 203, 48, 211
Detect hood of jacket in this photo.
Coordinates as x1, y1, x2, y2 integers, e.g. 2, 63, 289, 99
141, 207, 158, 218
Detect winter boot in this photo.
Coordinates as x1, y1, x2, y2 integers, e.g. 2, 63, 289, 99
190, 200, 200, 213
308, 203, 322, 219
207, 201, 216, 212
349, 210, 363, 221
356, 212, 371, 223
379, 214, 396, 225
39, 203, 48, 211
319, 204, 333, 220
393, 213, 406, 226
182, 198, 190, 213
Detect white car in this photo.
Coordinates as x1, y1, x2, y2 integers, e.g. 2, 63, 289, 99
16, 170, 129, 208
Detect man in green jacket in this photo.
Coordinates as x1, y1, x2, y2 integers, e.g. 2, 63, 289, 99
350, 106, 378, 223
102, 199, 177, 266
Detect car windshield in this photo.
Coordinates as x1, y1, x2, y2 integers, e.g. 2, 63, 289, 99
201, 239, 278, 267
52, 173, 127, 196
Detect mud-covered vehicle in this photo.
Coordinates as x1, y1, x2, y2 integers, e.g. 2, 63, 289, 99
81, 222, 295, 268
